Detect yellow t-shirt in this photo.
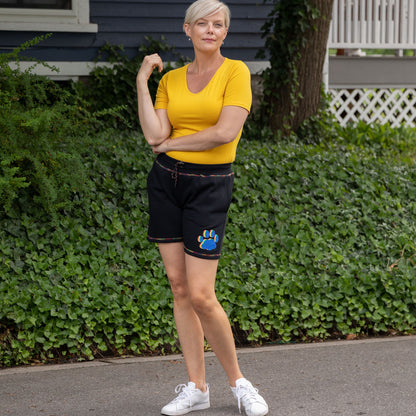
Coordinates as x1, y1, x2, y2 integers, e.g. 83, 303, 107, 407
154, 58, 252, 164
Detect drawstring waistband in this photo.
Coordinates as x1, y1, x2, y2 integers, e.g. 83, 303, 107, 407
155, 154, 233, 188
172, 160, 184, 187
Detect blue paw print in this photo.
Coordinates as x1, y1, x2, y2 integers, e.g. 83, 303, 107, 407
198, 229, 219, 251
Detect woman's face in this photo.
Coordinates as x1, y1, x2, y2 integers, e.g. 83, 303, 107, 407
184, 10, 228, 53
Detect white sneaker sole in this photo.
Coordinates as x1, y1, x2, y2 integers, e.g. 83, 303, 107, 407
161, 402, 210, 415
243, 408, 269, 416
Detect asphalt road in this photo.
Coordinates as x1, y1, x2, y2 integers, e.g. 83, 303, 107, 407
1, 336, 416, 416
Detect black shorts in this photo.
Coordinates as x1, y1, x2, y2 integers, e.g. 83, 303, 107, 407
147, 153, 234, 260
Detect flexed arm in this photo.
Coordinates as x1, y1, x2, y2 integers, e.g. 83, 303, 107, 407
151, 105, 249, 154
136, 54, 171, 145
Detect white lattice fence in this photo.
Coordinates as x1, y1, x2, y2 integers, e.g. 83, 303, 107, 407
329, 88, 416, 127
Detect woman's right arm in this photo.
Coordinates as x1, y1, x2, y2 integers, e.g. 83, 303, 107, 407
136, 54, 171, 146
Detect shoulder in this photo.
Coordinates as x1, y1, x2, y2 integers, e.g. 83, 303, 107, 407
222, 58, 250, 75
161, 64, 188, 82
219, 59, 251, 84
218, 59, 251, 87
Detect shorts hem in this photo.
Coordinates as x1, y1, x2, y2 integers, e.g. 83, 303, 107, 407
184, 247, 221, 260
147, 235, 183, 243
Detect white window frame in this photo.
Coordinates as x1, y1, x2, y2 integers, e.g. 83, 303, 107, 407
0, 0, 97, 32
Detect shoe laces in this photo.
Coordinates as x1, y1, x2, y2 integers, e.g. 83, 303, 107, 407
172, 383, 194, 406
235, 383, 261, 414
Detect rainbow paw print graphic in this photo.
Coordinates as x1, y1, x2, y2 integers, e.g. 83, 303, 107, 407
198, 229, 218, 251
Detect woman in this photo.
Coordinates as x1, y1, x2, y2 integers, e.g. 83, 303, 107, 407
136, 1, 269, 415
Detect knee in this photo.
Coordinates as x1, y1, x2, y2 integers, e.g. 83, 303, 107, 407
167, 273, 188, 301
189, 292, 217, 317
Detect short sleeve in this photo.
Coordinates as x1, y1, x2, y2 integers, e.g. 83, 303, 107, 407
154, 73, 169, 110
223, 61, 252, 113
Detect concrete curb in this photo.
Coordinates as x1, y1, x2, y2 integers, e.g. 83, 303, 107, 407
1, 334, 415, 376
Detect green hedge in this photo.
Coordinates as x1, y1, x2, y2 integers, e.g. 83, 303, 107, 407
223, 123, 416, 342
1, 126, 416, 367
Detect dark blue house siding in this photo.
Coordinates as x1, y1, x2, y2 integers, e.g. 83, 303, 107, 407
0, 0, 272, 62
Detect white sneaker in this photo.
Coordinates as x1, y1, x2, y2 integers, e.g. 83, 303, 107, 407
231, 378, 269, 416
161, 382, 210, 415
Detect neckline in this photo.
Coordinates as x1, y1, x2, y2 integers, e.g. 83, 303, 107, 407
185, 58, 227, 94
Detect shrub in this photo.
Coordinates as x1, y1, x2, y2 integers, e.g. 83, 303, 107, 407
221, 125, 416, 342
1, 124, 416, 366
0, 132, 174, 366
0, 36, 124, 217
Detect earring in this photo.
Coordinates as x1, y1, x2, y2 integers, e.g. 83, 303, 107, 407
188, 37, 191, 41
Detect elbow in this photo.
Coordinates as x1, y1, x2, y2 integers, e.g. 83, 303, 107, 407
145, 136, 164, 146
216, 127, 238, 144
144, 129, 170, 146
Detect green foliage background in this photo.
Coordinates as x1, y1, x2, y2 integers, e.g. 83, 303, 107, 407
1, 125, 416, 367
0, 35, 128, 217
1, 36, 416, 368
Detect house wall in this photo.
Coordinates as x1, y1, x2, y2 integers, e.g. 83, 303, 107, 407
0, 0, 272, 63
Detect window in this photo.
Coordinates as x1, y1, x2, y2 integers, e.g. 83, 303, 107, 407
0, 1, 71, 9
0, 0, 97, 32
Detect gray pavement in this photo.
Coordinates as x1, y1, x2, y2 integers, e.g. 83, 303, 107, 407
1, 336, 415, 416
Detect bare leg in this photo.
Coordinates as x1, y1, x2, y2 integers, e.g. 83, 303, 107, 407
159, 243, 267, 415
158, 243, 243, 389
185, 254, 243, 387
158, 243, 207, 391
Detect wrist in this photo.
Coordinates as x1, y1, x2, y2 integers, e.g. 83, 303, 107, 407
165, 137, 172, 152
136, 77, 149, 91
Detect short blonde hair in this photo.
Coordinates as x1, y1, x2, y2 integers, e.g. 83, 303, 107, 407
184, 0, 231, 28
